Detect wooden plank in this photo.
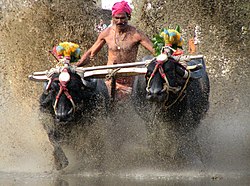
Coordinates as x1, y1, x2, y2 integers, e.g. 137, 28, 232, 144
32, 70, 49, 76
28, 61, 150, 77
28, 55, 204, 81
28, 68, 147, 82
76, 61, 151, 72
76, 55, 203, 72
83, 67, 147, 78
28, 75, 49, 81
188, 55, 203, 59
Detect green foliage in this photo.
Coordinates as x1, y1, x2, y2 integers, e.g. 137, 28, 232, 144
151, 25, 182, 56
152, 33, 164, 56
175, 25, 181, 33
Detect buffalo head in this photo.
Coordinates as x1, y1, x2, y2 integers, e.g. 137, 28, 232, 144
145, 53, 188, 103
39, 66, 108, 122
40, 67, 84, 122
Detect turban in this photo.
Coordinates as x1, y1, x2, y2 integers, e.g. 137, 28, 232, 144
112, 1, 132, 16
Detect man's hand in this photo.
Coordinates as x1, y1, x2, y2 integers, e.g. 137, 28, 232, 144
75, 58, 91, 67
75, 61, 81, 67
75, 59, 85, 67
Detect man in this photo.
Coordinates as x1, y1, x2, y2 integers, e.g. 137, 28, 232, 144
76, 0, 154, 100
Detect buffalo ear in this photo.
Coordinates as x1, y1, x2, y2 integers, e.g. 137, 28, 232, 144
40, 92, 52, 108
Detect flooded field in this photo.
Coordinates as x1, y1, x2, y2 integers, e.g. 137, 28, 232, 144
0, 81, 249, 185
0, 0, 249, 185
0, 170, 250, 186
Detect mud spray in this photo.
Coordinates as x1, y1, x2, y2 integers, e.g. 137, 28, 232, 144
0, 0, 250, 185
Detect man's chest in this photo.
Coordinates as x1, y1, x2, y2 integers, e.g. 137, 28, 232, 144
106, 33, 139, 51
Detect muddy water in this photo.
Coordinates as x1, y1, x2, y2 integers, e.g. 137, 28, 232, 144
0, 77, 249, 185
0, 1, 250, 186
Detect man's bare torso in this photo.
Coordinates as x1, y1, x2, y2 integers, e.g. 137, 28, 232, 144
101, 25, 141, 65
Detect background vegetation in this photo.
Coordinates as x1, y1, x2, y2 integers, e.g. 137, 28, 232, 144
0, 0, 249, 99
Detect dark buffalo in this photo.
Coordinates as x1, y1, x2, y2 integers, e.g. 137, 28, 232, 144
132, 55, 210, 126
40, 68, 109, 122
39, 66, 109, 170
132, 55, 210, 159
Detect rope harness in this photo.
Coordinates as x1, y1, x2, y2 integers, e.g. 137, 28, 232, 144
53, 81, 76, 115
146, 59, 169, 93
106, 68, 121, 102
146, 59, 191, 110
46, 68, 76, 115
105, 68, 121, 80
164, 71, 190, 110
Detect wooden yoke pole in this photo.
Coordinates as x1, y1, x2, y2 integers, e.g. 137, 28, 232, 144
28, 55, 204, 82
76, 61, 149, 72
75, 55, 203, 72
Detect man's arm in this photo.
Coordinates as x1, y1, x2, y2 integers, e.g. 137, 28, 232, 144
75, 33, 106, 67
138, 30, 155, 55
90, 38, 106, 57
75, 49, 91, 67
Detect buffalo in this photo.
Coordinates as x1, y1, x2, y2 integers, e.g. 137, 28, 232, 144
132, 54, 210, 160
38, 66, 110, 170
40, 67, 109, 122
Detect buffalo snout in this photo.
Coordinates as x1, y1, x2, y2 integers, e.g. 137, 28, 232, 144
55, 110, 73, 122
146, 90, 167, 102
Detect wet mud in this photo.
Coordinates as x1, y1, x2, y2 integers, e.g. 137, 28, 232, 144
0, 0, 250, 185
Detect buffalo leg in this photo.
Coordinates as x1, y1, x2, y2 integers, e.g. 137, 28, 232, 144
48, 129, 69, 170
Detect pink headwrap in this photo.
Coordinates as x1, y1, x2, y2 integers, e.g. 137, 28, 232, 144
112, 1, 132, 16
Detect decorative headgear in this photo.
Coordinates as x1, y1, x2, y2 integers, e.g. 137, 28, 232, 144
112, 1, 132, 16
152, 26, 184, 56
160, 29, 184, 49
53, 42, 81, 62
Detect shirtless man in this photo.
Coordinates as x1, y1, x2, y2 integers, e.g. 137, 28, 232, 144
76, 1, 154, 99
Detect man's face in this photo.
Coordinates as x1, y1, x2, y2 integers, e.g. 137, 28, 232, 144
112, 12, 128, 29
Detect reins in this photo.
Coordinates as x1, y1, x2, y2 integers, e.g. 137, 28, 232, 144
164, 70, 190, 110
146, 60, 167, 92
53, 81, 76, 115
46, 71, 77, 115
146, 59, 191, 110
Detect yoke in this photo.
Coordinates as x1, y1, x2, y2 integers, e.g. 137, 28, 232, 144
28, 55, 205, 82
